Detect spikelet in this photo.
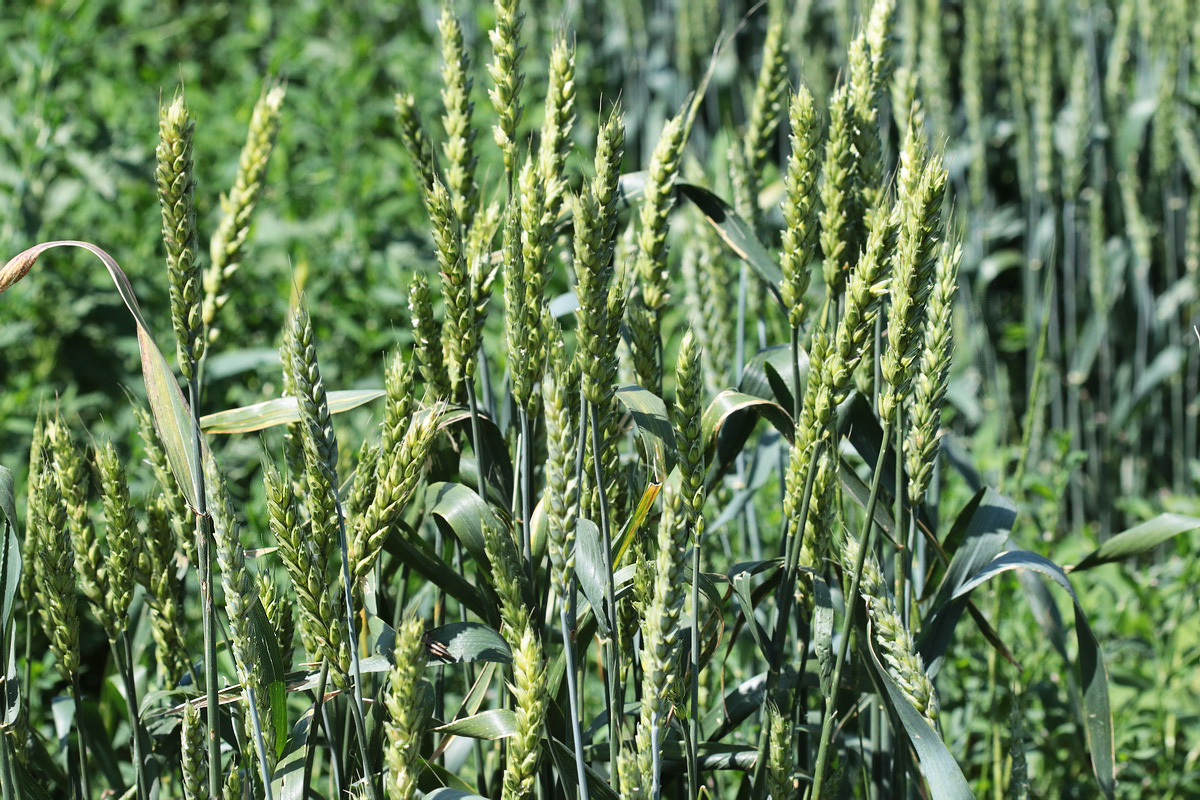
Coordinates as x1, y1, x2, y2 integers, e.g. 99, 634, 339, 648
29, 456, 80, 680
181, 701, 207, 800
826, 201, 899, 402
906, 242, 961, 506
537, 36, 576, 221
819, 85, 859, 298
264, 462, 341, 667
428, 178, 477, 394
675, 330, 706, 530
438, 7, 479, 228
135, 404, 193, 562
766, 700, 795, 799
842, 535, 938, 725
395, 91, 438, 198
408, 271, 452, 399
203, 81, 285, 343
95, 439, 136, 638
574, 107, 625, 406
257, 571, 294, 666
780, 86, 821, 330
142, 496, 189, 685
543, 325, 579, 601
743, 0, 790, 193
157, 92, 204, 378
351, 403, 440, 596
880, 132, 946, 424
488, 0, 526, 179
47, 419, 110, 638
634, 108, 689, 373
383, 614, 428, 800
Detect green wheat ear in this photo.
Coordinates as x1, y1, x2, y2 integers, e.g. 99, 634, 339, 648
157, 91, 204, 379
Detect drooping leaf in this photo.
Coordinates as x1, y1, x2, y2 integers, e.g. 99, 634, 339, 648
426, 482, 500, 572
674, 183, 785, 308
0, 467, 20, 632
426, 622, 512, 665
615, 384, 677, 478
1, 241, 202, 509
703, 390, 793, 476
575, 519, 610, 637
431, 708, 517, 740
270, 710, 311, 800
249, 599, 288, 757
199, 389, 385, 434
951, 551, 1116, 799
1070, 513, 1200, 571
918, 488, 1018, 677
865, 630, 976, 800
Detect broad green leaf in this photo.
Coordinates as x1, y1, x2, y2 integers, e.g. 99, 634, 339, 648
431, 708, 517, 740
435, 406, 514, 502
1070, 513, 1200, 571
952, 551, 1115, 800
270, 711, 311, 800
380, 522, 495, 624
615, 384, 677, 478
703, 390, 793, 476
575, 519, 610, 637
1, 241, 201, 509
729, 565, 771, 661
918, 488, 1018, 677
865, 631, 976, 800
426, 482, 500, 572
426, 622, 511, 665
674, 183, 785, 308
739, 344, 807, 415
200, 389, 385, 433
249, 599, 288, 757
0, 467, 19, 631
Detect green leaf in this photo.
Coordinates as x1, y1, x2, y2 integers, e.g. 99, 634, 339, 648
702, 390, 793, 476
739, 344, 807, 414
426, 482, 500, 573
199, 389, 386, 434
426, 622, 511, 664
1, 241, 204, 509
674, 184, 785, 308
0, 467, 20, 632
865, 632, 976, 800
431, 708, 517, 740
435, 406, 514, 504
615, 384, 677, 479
424, 786, 488, 800
270, 711, 311, 800
380, 522, 495, 624
575, 519, 610, 637
249, 599, 288, 757
1070, 513, 1200, 571
918, 488, 1018, 677
952, 551, 1116, 800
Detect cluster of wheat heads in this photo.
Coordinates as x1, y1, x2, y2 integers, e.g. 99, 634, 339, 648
0, 0, 1151, 799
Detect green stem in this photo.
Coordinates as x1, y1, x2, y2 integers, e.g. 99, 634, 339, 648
465, 376, 488, 504
69, 677, 89, 800
115, 633, 149, 800
244, 685, 274, 800
301, 661, 334, 798
810, 423, 892, 799
332, 493, 381, 800
588, 403, 621, 789
187, 376, 221, 800
559, 606, 591, 800
688, 524, 701, 800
